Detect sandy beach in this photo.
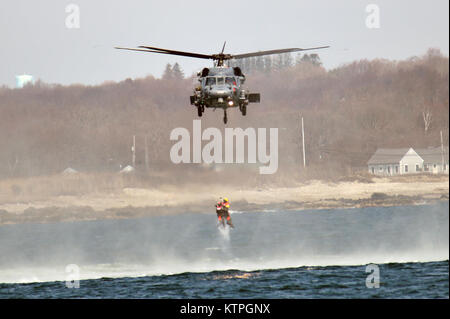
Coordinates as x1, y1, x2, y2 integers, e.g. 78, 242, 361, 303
0, 174, 448, 225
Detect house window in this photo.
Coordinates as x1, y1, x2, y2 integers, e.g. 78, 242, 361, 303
395, 166, 399, 173
387, 166, 391, 174
424, 164, 429, 172
405, 164, 408, 173
371, 167, 375, 174
416, 164, 419, 172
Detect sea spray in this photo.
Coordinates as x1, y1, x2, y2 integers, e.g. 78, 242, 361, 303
217, 224, 233, 258
0, 203, 447, 283
218, 224, 231, 242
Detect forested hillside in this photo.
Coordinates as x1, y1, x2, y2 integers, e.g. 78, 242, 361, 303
0, 49, 448, 180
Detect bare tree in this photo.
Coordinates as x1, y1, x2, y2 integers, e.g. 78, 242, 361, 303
422, 107, 433, 134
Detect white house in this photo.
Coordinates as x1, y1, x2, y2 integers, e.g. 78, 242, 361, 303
62, 167, 78, 175
415, 147, 449, 174
367, 148, 424, 176
120, 165, 135, 173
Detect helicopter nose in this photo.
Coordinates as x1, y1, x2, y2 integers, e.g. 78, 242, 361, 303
210, 88, 230, 97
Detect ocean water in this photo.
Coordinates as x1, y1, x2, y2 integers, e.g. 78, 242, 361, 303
0, 202, 448, 299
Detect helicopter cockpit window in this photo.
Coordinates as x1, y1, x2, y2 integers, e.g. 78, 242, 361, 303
206, 77, 216, 86
226, 77, 236, 85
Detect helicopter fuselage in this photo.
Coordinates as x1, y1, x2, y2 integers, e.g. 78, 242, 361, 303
190, 66, 260, 123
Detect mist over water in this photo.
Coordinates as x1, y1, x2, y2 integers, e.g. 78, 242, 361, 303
217, 224, 231, 254
0, 202, 448, 284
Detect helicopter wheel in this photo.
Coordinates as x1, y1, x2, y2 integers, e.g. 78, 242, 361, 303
241, 105, 247, 116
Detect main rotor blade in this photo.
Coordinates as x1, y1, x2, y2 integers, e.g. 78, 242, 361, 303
115, 47, 173, 54
138, 45, 214, 60
232, 46, 330, 59
221, 41, 227, 54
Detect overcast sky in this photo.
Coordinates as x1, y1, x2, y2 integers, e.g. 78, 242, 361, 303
0, 0, 448, 87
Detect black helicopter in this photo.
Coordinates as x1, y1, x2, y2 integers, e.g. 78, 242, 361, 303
116, 43, 329, 124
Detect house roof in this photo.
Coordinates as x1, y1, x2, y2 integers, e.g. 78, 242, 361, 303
367, 148, 415, 165
120, 165, 135, 173
415, 146, 449, 164
62, 167, 78, 174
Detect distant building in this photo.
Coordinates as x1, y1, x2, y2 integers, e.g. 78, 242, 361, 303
62, 167, 78, 175
15, 74, 34, 88
367, 148, 423, 176
120, 165, 135, 173
415, 147, 449, 174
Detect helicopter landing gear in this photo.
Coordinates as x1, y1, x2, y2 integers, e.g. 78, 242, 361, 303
197, 105, 204, 117
223, 110, 228, 124
240, 104, 247, 116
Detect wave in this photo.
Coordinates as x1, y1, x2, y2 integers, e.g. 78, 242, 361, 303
1, 252, 448, 284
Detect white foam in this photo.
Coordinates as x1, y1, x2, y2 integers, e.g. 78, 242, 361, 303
0, 250, 447, 284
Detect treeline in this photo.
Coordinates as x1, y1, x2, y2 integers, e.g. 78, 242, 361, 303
160, 53, 322, 78
162, 62, 185, 80
0, 48, 448, 180
229, 53, 322, 74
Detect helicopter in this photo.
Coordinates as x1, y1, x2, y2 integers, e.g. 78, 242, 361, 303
115, 43, 329, 124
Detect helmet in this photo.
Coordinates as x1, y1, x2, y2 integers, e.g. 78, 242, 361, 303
223, 197, 229, 202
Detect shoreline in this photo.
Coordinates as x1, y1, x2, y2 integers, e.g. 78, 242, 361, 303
0, 196, 447, 226
0, 176, 448, 226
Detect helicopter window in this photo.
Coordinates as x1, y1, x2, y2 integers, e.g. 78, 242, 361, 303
226, 77, 236, 85
216, 77, 225, 85
206, 77, 216, 85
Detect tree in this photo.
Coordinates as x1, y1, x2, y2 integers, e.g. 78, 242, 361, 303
273, 54, 284, 71
241, 58, 250, 73
295, 53, 303, 65
422, 107, 433, 134
264, 55, 272, 73
299, 54, 311, 65
297, 54, 322, 67
309, 54, 322, 67
282, 53, 293, 68
249, 57, 257, 73
172, 63, 184, 80
162, 63, 173, 80
255, 56, 265, 73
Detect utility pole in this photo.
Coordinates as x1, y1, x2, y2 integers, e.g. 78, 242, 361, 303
440, 130, 445, 173
132, 135, 136, 168
301, 116, 306, 168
